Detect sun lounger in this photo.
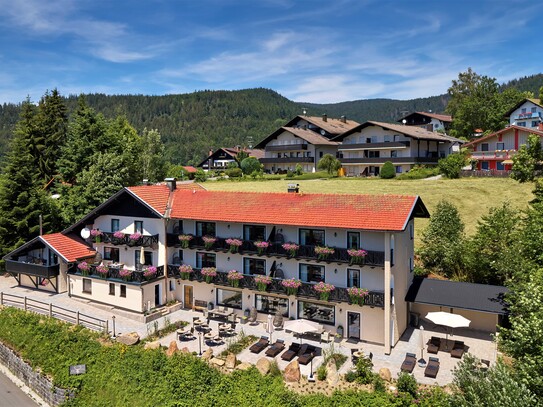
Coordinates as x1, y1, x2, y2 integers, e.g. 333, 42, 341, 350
249, 336, 269, 354
424, 357, 440, 378
450, 341, 465, 359
298, 351, 315, 365
400, 352, 417, 373
265, 339, 285, 357
427, 337, 440, 354
281, 343, 302, 361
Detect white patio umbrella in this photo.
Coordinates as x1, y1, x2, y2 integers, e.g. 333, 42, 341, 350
284, 319, 321, 344
267, 314, 274, 343
425, 311, 470, 346
139, 246, 145, 266
419, 326, 425, 364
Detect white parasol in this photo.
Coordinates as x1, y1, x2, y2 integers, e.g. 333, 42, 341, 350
425, 311, 470, 347
140, 246, 145, 265
284, 318, 321, 344
267, 314, 274, 343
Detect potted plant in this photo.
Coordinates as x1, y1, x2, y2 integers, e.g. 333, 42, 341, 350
227, 270, 243, 287
77, 261, 90, 276
96, 264, 109, 278
119, 268, 133, 282
90, 229, 102, 243
202, 236, 217, 250
347, 287, 369, 305
281, 278, 302, 295
282, 242, 300, 257
314, 246, 335, 260
129, 232, 142, 245
254, 240, 270, 255
178, 264, 193, 280
254, 275, 272, 291
201, 267, 217, 283
313, 281, 335, 301
178, 234, 193, 248
225, 238, 243, 253
143, 266, 157, 280
113, 231, 125, 244
347, 248, 367, 265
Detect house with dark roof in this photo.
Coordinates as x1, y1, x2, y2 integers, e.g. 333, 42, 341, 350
397, 112, 453, 132
197, 147, 264, 171
333, 121, 463, 176
4, 179, 430, 354
505, 98, 543, 130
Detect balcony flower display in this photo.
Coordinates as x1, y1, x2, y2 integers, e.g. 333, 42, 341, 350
227, 270, 243, 287
201, 267, 217, 283
178, 264, 194, 279
282, 242, 300, 257
254, 240, 270, 255
226, 238, 243, 253
96, 265, 109, 278
119, 268, 133, 281
347, 287, 369, 305
313, 281, 335, 301
77, 261, 90, 276
281, 278, 302, 296
178, 234, 193, 249
129, 232, 142, 245
143, 265, 157, 279
254, 275, 272, 291
347, 249, 368, 265
314, 246, 335, 260
90, 229, 102, 243
202, 236, 217, 250
113, 231, 125, 242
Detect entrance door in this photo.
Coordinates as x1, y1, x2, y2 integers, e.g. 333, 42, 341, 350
348, 312, 360, 340
154, 284, 160, 306
184, 285, 193, 309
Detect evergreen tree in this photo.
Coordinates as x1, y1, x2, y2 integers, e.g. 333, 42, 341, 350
380, 161, 395, 179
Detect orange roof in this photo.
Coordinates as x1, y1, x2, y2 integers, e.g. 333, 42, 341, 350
127, 185, 171, 215
41, 233, 95, 262
464, 125, 543, 148
183, 166, 198, 173
169, 190, 426, 231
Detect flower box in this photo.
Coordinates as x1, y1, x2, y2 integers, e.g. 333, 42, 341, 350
282, 242, 300, 257
201, 267, 217, 283
77, 261, 90, 276
178, 234, 193, 248
254, 275, 272, 291
119, 268, 133, 281
347, 249, 368, 265
129, 232, 142, 245
143, 266, 157, 280
90, 229, 102, 243
225, 238, 243, 253
96, 265, 109, 278
254, 240, 270, 255
178, 264, 193, 280
281, 278, 302, 295
347, 287, 369, 305
314, 246, 335, 260
202, 236, 217, 250
313, 281, 335, 301
227, 270, 243, 287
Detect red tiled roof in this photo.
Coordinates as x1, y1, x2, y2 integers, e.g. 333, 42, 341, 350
128, 185, 171, 215
183, 166, 198, 173
169, 190, 425, 231
464, 125, 543, 147
41, 233, 95, 263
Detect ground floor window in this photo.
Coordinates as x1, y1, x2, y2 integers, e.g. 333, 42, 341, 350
297, 300, 335, 325
120, 285, 126, 298
109, 283, 115, 296
481, 161, 489, 170
216, 288, 242, 309
496, 161, 504, 170
255, 294, 289, 316
82, 278, 92, 294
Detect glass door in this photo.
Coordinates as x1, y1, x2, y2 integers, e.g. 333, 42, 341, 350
347, 312, 360, 340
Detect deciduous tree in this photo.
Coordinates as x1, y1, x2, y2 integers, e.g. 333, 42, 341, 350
317, 154, 341, 176
511, 134, 542, 183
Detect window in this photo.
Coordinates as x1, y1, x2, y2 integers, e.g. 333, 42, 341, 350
299, 229, 325, 246
243, 225, 266, 241
319, 151, 323, 158
409, 258, 413, 272
518, 122, 526, 127
134, 221, 143, 234
366, 137, 372, 143
390, 150, 397, 158
216, 288, 242, 309
481, 143, 489, 152
368, 150, 380, 158
104, 247, 120, 263
243, 257, 266, 275
196, 252, 216, 268
395, 166, 402, 173
496, 161, 504, 171
299, 263, 325, 283
481, 161, 489, 170
255, 294, 289, 316
111, 219, 120, 233
196, 222, 216, 237
172, 250, 183, 264
347, 232, 360, 249
521, 108, 527, 113
496, 143, 504, 150
120, 285, 126, 298
531, 107, 537, 113
134, 251, 153, 266
82, 278, 92, 294
109, 283, 115, 296
532, 121, 539, 128
409, 222, 414, 240
347, 269, 360, 288
384, 135, 391, 142
169, 280, 175, 291
298, 301, 335, 325
390, 235, 395, 267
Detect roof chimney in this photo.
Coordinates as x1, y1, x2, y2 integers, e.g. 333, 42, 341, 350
322, 114, 327, 122
164, 177, 177, 192
340, 115, 346, 123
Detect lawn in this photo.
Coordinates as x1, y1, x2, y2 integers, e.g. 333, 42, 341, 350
203, 177, 534, 244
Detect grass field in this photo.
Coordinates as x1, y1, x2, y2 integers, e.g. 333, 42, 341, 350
203, 177, 534, 245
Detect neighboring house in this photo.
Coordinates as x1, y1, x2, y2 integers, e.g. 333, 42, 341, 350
505, 98, 543, 130
255, 114, 359, 173
4, 180, 430, 353
333, 121, 463, 176
197, 147, 264, 171
397, 112, 453, 133
464, 125, 543, 171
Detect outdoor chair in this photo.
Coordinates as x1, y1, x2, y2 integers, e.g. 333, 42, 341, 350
450, 341, 465, 359
320, 331, 331, 343
281, 343, 302, 361
427, 337, 440, 354
265, 339, 285, 357
400, 352, 417, 373
351, 348, 360, 364
298, 351, 315, 365
424, 357, 440, 378
249, 336, 269, 354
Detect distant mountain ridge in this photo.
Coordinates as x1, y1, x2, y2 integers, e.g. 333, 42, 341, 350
0, 73, 541, 165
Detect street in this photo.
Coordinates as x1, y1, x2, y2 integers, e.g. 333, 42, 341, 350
0, 370, 37, 406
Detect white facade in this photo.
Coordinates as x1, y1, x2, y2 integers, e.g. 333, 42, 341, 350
509, 100, 543, 129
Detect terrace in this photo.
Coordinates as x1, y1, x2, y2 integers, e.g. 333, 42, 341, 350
93, 232, 159, 248
5, 259, 60, 279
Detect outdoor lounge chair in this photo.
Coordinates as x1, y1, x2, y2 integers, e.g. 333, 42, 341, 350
400, 352, 417, 373
298, 351, 315, 365
427, 337, 440, 354
424, 357, 440, 378
265, 339, 285, 357
281, 343, 302, 361
249, 336, 269, 354
450, 341, 465, 359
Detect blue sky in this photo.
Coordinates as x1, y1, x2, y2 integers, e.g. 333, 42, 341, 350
0, 0, 541, 104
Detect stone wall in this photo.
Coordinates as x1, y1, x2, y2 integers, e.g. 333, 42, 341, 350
0, 341, 74, 406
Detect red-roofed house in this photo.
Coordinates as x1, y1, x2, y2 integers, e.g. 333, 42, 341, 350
4, 181, 429, 353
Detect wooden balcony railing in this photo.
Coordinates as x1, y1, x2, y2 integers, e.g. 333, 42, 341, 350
69, 264, 164, 284
95, 232, 159, 248
5, 260, 60, 278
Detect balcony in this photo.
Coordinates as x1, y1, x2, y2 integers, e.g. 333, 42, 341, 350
339, 141, 410, 150
94, 232, 159, 248
340, 157, 438, 165
166, 266, 386, 308
69, 264, 164, 284
167, 235, 385, 267
514, 112, 541, 121
265, 144, 308, 152
5, 260, 60, 278
260, 157, 314, 164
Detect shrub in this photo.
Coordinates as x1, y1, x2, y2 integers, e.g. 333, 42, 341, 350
240, 157, 261, 175
316, 365, 327, 381
225, 167, 243, 178
344, 370, 357, 383
396, 372, 418, 397
397, 165, 440, 180
372, 374, 386, 392
295, 164, 303, 176
286, 170, 294, 178
355, 356, 374, 384
438, 151, 469, 179
380, 161, 396, 179
194, 169, 207, 182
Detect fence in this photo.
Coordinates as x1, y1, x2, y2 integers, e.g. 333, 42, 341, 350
460, 169, 511, 178
0, 292, 108, 332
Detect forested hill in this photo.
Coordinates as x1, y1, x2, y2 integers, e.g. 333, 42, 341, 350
0, 73, 541, 165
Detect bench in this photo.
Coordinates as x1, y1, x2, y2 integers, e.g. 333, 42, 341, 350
192, 300, 208, 312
